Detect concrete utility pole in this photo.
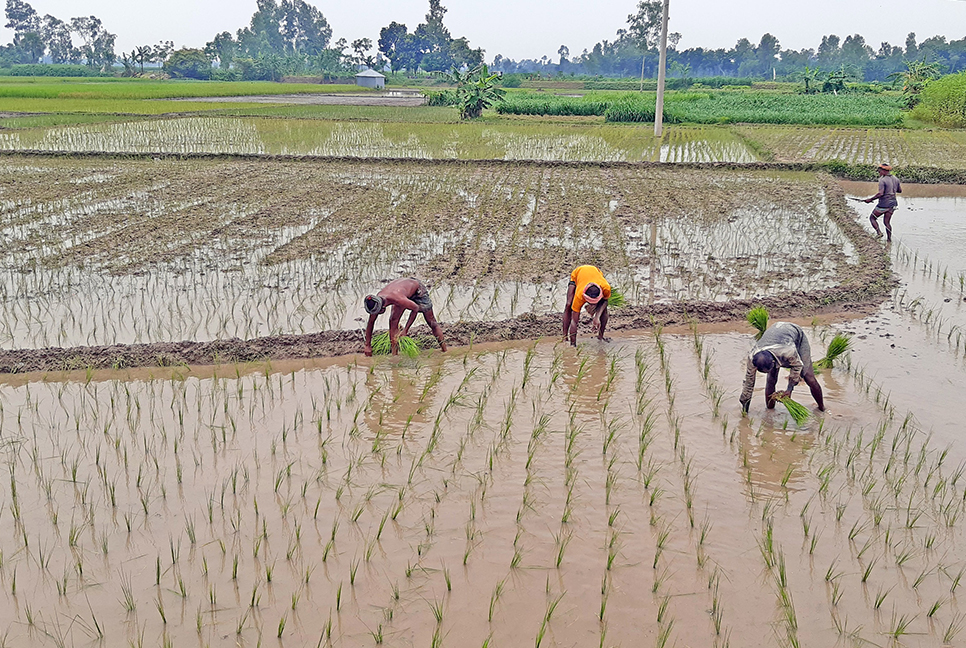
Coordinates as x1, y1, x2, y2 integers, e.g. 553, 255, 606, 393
654, 0, 670, 138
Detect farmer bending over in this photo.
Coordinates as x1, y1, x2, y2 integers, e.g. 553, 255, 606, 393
863, 163, 901, 242
363, 277, 447, 357
563, 265, 611, 346
739, 321, 824, 414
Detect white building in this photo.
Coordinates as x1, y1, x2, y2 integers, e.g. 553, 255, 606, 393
355, 69, 386, 89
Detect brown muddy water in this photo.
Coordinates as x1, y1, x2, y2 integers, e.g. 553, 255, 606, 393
1, 313, 965, 648
0, 182, 963, 648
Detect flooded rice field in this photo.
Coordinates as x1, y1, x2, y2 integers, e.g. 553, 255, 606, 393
2, 118, 965, 169
0, 117, 756, 163
0, 157, 856, 349
1, 310, 966, 647
737, 126, 966, 169
0, 159, 964, 646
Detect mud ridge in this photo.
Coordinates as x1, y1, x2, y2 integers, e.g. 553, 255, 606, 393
0, 150, 963, 184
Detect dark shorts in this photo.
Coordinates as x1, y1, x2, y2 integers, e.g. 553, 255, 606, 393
872, 202, 896, 217
411, 280, 433, 312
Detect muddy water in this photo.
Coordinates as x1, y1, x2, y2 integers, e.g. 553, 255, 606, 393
0, 160, 853, 349
0, 182, 962, 647
0, 316, 964, 648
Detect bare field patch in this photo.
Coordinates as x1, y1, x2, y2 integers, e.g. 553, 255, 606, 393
0, 157, 859, 348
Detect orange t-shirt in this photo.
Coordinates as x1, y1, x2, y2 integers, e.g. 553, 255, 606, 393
570, 265, 611, 312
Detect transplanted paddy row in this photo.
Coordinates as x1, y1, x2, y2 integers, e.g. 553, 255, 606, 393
1, 324, 964, 648
2, 116, 966, 169
0, 156, 857, 348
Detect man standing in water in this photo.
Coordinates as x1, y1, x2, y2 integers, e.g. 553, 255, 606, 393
863, 163, 902, 241
739, 321, 825, 414
363, 278, 447, 356
563, 265, 611, 346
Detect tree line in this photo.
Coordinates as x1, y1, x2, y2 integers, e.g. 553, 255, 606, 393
2, 0, 964, 83
492, 2, 966, 83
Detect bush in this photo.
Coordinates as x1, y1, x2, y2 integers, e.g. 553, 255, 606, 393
496, 94, 608, 116
424, 89, 458, 106
0, 64, 105, 77
913, 72, 966, 128
163, 49, 212, 80
500, 74, 523, 88
604, 95, 681, 123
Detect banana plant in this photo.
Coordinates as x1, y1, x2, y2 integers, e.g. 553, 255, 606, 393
444, 64, 506, 120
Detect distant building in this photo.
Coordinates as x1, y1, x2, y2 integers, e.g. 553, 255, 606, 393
355, 69, 386, 89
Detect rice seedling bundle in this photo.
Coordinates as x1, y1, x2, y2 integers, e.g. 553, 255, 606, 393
747, 307, 769, 340
607, 287, 627, 308
814, 334, 852, 369
371, 332, 421, 358
775, 395, 810, 425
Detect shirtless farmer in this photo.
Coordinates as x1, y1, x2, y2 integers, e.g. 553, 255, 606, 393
563, 265, 611, 346
863, 163, 902, 241
363, 278, 447, 356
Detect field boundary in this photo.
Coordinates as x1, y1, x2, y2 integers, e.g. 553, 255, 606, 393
0, 175, 896, 373
1, 149, 964, 184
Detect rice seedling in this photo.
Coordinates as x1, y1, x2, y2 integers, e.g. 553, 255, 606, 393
773, 395, 810, 426
607, 287, 626, 308
371, 332, 421, 359
814, 334, 853, 369
747, 307, 769, 340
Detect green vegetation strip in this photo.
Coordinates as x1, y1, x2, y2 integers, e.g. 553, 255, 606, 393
497, 91, 905, 126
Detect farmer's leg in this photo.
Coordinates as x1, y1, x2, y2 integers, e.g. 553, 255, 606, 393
401, 309, 419, 337
764, 366, 779, 409
883, 209, 894, 242
869, 211, 883, 237
802, 369, 825, 411
423, 309, 447, 351
797, 334, 825, 410
388, 306, 404, 355
598, 303, 609, 341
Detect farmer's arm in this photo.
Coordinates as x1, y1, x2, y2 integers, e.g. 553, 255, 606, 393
781, 347, 804, 394
739, 357, 756, 412
864, 178, 886, 203
364, 313, 378, 356
563, 282, 576, 339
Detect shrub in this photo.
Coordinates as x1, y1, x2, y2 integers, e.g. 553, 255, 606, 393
0, 64, 105, 77
913, 72, 966, 128
424, 89, 458, 106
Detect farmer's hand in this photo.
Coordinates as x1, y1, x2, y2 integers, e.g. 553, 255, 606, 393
864, 198, 873, 203
591, 317, 601, 333
740, 398, 751, 413
363, 345, 373, 357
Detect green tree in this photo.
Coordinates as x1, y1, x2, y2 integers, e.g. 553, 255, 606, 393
164, 48, 212, 79
205, 31, 238, 70
41, 15, 75, 63
4, 0, 38, 32
70, 16, 116, 69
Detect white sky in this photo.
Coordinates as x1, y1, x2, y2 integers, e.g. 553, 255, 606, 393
2, 0, 965, 61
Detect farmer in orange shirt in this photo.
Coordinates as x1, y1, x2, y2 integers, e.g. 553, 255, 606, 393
563, 265, 611, 346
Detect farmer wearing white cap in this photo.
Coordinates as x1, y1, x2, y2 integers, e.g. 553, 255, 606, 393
363, 278, 447, 356
863, 163, 902, 241
563, 265, 611, 346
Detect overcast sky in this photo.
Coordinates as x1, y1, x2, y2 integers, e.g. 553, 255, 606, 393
3, 0, 965, 60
